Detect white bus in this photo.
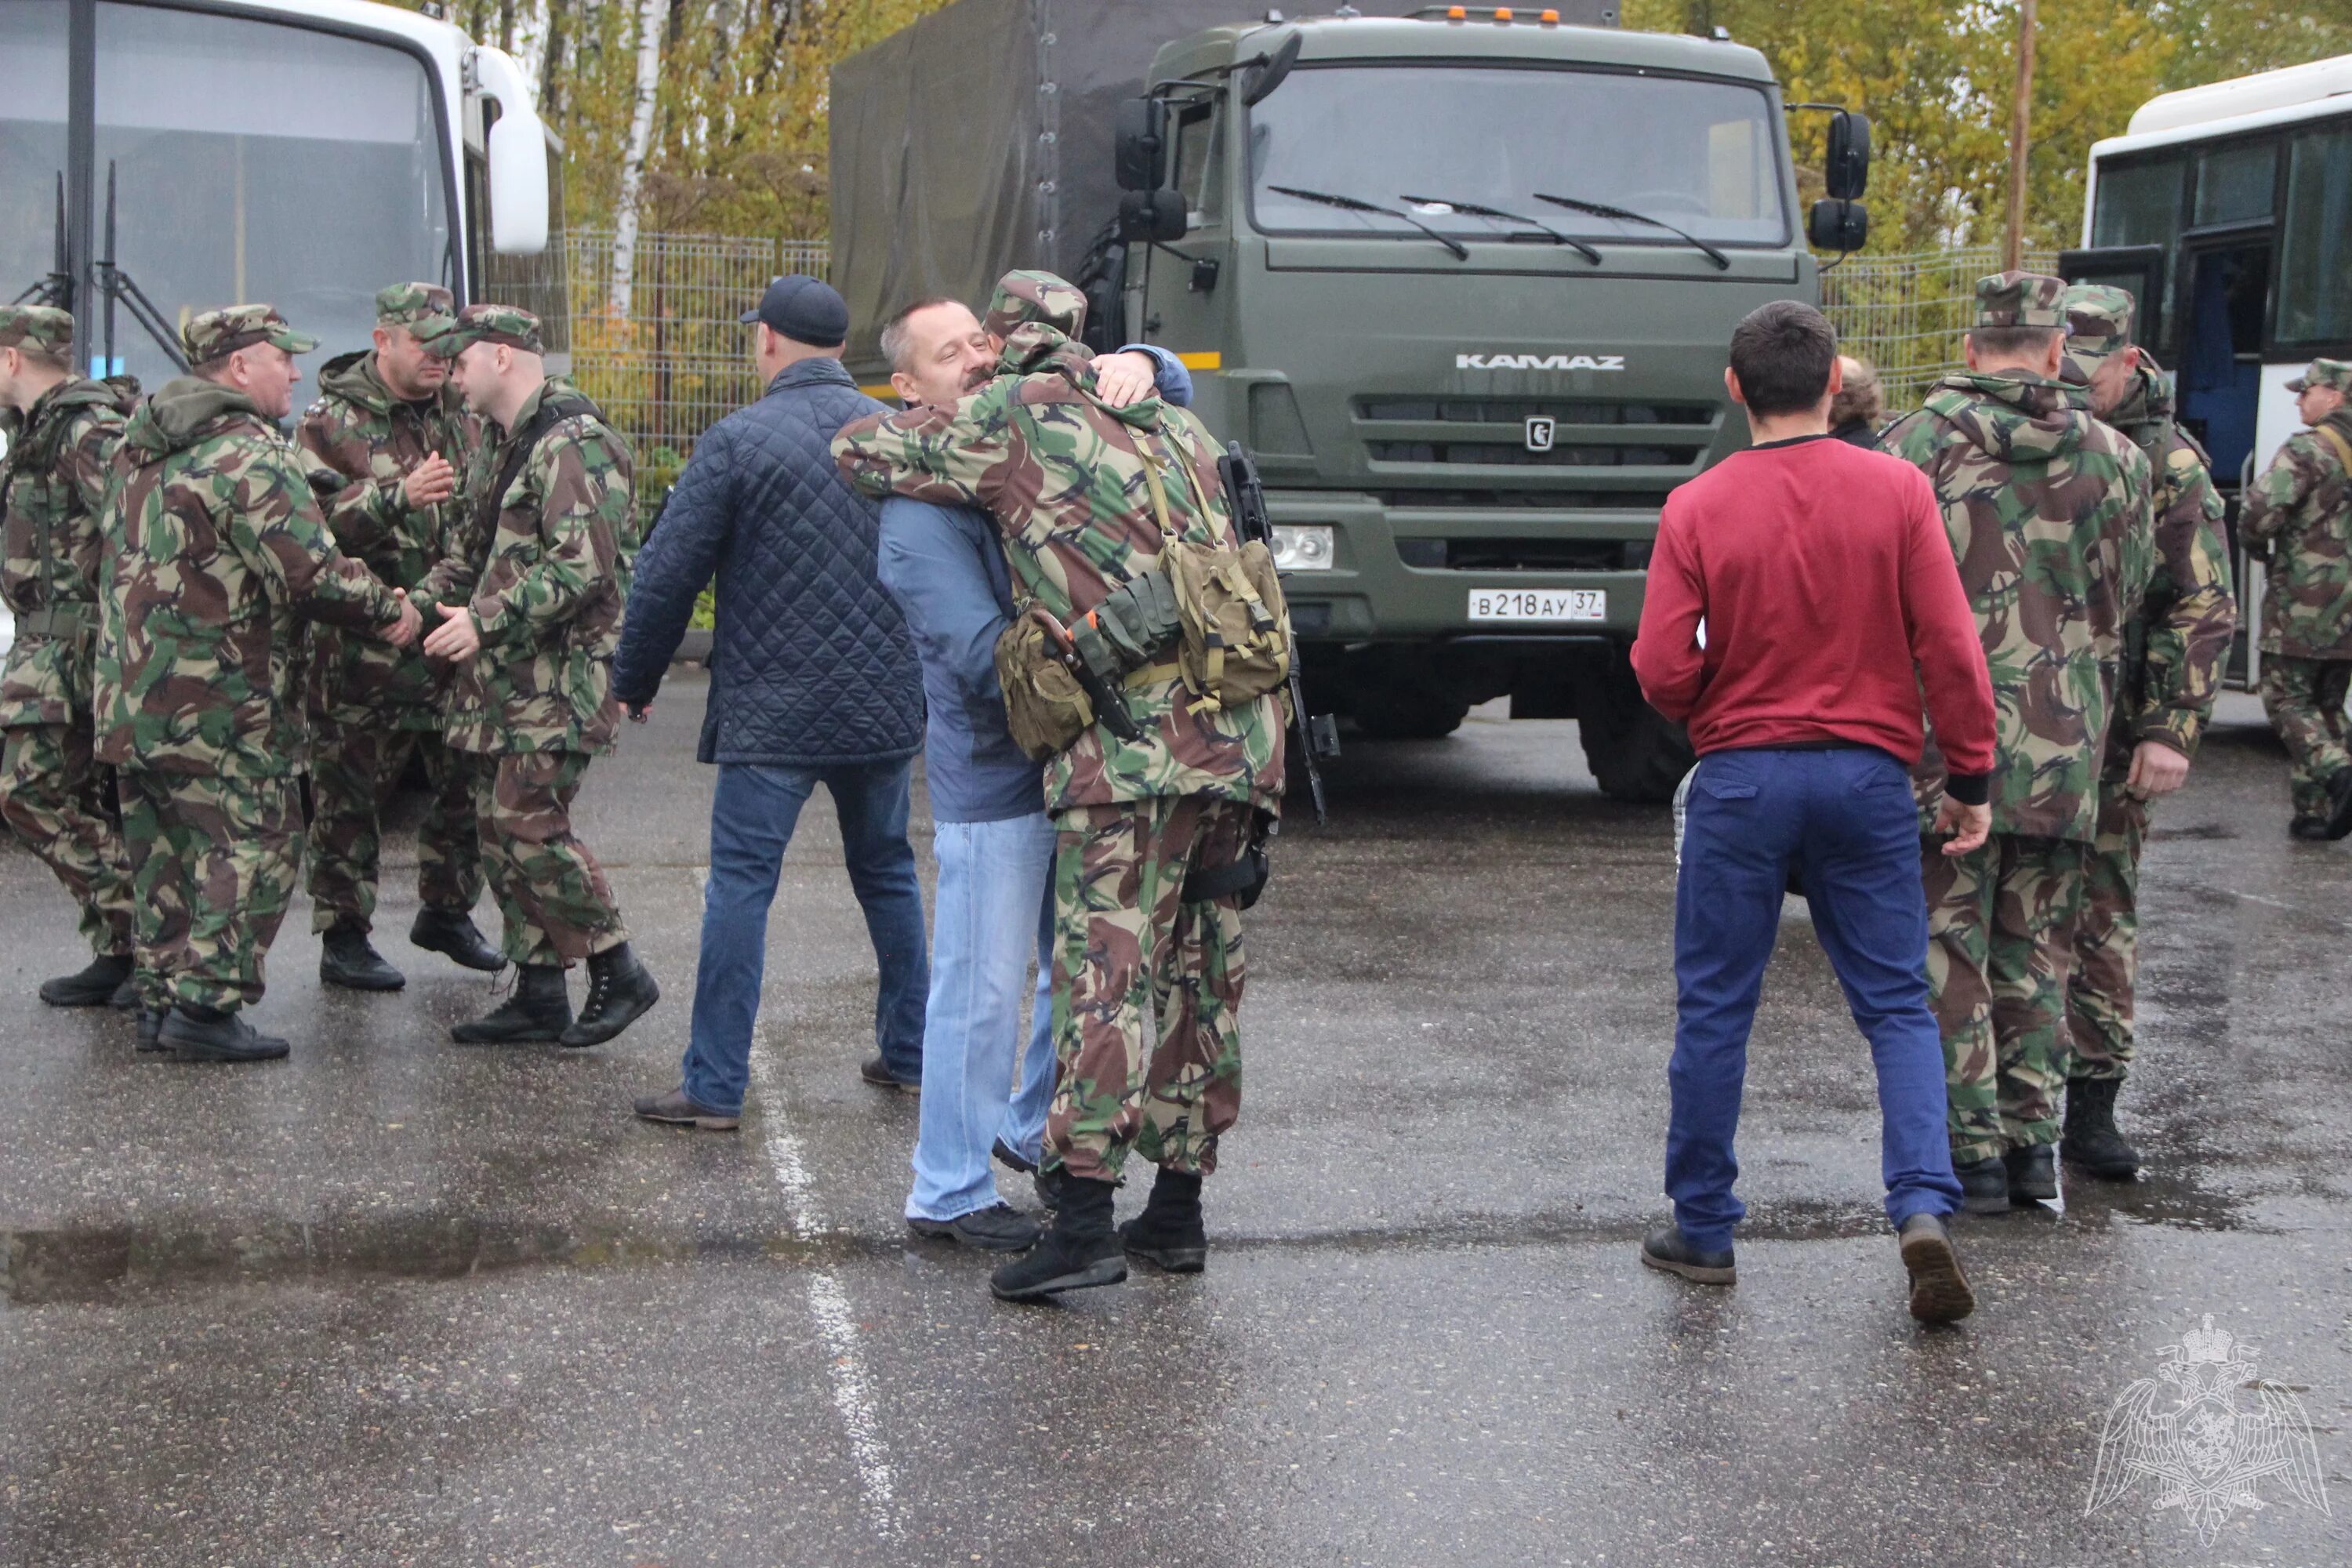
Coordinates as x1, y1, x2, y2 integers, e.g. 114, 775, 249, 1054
2, 0, 565, 390
2070, 54, 2352, 684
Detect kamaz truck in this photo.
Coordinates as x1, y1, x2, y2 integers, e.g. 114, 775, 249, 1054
832, 0, 1870, 800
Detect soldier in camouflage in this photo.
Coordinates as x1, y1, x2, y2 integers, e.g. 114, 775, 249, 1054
416, 303, 659, 1048
2238, 356, 2352, 841
0, 305, 140, 1011
1882, 271, 2155, 1214
2053, 285, 2236, 1181
96, 305, 422, 1062
296, 281, 503, 990
836, 270, 1287, 1303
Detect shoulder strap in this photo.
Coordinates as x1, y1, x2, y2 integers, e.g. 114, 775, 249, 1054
2313, 421, 2352, 477
476, 388, 602, 542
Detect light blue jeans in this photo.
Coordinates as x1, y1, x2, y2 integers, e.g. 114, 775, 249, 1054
906, 811, 1058, 1221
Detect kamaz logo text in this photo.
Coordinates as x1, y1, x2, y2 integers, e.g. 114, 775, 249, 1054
1456, 352, 1627, 372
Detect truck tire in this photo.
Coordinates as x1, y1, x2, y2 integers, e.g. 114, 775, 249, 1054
1580, 664, 1693, 804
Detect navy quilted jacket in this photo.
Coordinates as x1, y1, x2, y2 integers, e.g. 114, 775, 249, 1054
611, 358, 924, 767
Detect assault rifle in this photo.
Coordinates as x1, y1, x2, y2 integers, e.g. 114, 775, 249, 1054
1218, 441, 1339, 825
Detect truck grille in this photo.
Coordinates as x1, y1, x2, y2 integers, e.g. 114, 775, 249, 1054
1365, 440, 1704, 466
1358, 398, 1713, 426
1396, 538, 1635, 572
1372, 488, 1675, 510
1356, 397, 1719, 473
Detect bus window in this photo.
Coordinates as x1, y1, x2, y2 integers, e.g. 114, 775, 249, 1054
2092, 156, 2185, 342
0, 4, 68, 321
2278, 122, 2352, 347
2194, 140, 2277, 227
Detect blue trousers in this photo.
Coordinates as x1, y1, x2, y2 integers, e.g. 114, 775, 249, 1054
1668, 746, 1962, 1250
905, 812, 1059, 1221
681, 760, 928, 1116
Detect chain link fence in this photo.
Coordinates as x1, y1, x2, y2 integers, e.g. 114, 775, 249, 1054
1821, 246, 2061, 413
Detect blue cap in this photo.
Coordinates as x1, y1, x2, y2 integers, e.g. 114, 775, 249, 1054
740, 274, 849, 347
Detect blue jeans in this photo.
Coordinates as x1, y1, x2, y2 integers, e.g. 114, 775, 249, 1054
906, 812, 1059, 1221
1668, 746, 1963, 1250
680, 760, 928, 1116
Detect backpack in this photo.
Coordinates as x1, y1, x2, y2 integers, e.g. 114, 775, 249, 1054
1133, 425, 1292, 712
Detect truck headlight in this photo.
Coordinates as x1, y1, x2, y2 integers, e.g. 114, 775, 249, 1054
1270, 524, 1335, 571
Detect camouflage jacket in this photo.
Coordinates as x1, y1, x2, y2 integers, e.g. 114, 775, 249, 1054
2103, 365, 2236, 771
93, 377, 405, 779
1882, 372, 2155, 841
0, 378, 126, 726
2238, 408, 2352, 660
417, 377, 633, 757
833, 311, 1283, 814
295, 350, 481, 728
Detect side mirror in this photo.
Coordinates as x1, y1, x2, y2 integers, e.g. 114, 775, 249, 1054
1808, 198, 1868, 253
477, 46, 550, 254
1119, 188, 1188, 244
1115, 98, 1168, 193
1824, 109, 1871, 201
1240, 33, 1303, 108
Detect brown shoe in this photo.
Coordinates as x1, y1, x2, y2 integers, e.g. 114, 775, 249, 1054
632, 1085, 740, 1131
1899, 1213, 1976, 1324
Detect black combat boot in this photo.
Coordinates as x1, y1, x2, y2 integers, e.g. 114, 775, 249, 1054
135, 1006, 169, 1054
1118, 1167, 1208, 1272
109, 976, 139, 1010
2003, 1142, 2059, 1205
159, 1004, 291, 1063
2060, 1076, 2141, 1179
990, 1174, 1126, 1301
559, 942, 659, 1047
1953, 1155, 2010, 1216
450, 964, 572, 1044
320, 922, 405, 991
409, 905, 506, 972
38, 951, 135, 1008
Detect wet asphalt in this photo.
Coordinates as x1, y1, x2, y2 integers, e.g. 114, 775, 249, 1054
2, 670, 2349, 1567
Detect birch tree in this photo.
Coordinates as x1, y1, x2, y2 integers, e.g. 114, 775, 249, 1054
610, 0, 670, 315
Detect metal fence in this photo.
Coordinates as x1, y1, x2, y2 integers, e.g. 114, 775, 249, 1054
1820, 245, 2061, 412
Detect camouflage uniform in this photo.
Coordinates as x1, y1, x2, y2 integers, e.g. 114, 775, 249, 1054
94, 307, 407, 1011
417, 305, 633, 968
294, 283, 486, 936
1881, 273, 2156, 1166
2238, 358, 2352, 828
2055, 289, 2236, 1082
0, 305, 137, 961
835, 271, 1285, 1185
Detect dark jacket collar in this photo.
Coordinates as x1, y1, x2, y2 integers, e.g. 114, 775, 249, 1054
764, 357, 857, 397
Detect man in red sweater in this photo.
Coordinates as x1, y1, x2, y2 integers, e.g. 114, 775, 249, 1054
1631, 300, 1998, 1325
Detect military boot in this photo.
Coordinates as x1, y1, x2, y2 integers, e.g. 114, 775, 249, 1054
559, 942, 659, 1047
410, 905, 506, 972
450, 964, 572, 1044
1953, 1155, 2010, 1216
160, 1004, 291, 1064
2004, 1143, 2060, 1205
38, 951, 134, 1007
2060, 1076, 2140, 1179
320, 922, 405, 991
135, 1007, 169, 1054
1118, 1167, 1207, 1272
990, 1174, 1127, 1302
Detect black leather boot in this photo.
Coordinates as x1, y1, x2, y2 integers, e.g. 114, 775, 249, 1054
560, 942, 659, 1047
135, 1006, 169, 1054
990, 1174, 1127, 1301
2060, 1076, 2140, 1179
2004, 1143, 2060, 1204
1953, 1155, 2010, 1216
1118, 1167, 1207, 1272
320, 922, 405, 991
38, 951, 135, 1007
410, 905, 506, 972
159, 1004, 291, 1063
450, 964, 572, 1044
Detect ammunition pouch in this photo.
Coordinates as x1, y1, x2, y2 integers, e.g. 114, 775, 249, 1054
1178, 809, 1276, 909
995, 612, 1096, 762
1134, 436, 1293, 712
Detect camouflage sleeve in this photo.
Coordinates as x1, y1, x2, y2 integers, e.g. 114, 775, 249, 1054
469, 424, 626, 640
416, 443, 495, 607
296, 412, 410, 557
62, 407, 126, 589
831, 390, 1011, 509
2137, 446, 2237, 757
226, 443, 401, 631
2238, 433, 2320, 546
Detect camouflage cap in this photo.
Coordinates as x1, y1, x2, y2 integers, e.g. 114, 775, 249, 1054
423, 302, 544, 358
2285, 358, 2352, 394
375, 281, 458, 336
183, 304, 318, 364
981, 270, 1088, 341
1972, 271, 2072, 332
2059, 283, 2136, 387
0, 304, 75, 358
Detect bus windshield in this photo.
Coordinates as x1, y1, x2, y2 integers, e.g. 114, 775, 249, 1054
1247, 65, 1789, 249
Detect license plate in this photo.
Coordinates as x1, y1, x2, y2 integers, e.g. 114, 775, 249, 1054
1467, 588, 1606, 622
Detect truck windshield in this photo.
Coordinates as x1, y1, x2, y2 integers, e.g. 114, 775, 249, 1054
1249, 64, 1788, 249
89, 2, 456, 387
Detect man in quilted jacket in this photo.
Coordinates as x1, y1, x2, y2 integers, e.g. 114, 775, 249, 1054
615, 275, 930, 1128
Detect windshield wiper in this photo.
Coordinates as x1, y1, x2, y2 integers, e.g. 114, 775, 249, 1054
1399, 193, 1602, 264
1530, 191, 1731, 270
1267, 184, 1470, 261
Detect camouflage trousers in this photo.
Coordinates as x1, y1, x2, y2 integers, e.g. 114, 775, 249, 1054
470, 750, 628, 967
0, 718, 135, 957
1044, 796, 1251, 1185
306, 713, 485, 934
2063, 786, 2149, 1083
1924, 833, 2087, 1165
2258, 655, 2352, 821
118, 769, 301, 1012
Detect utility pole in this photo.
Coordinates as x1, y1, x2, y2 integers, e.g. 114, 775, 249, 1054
2004, 0, 2038, 271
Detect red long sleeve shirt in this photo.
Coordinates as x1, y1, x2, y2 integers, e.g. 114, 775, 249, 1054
1632, 434, 1997, 797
